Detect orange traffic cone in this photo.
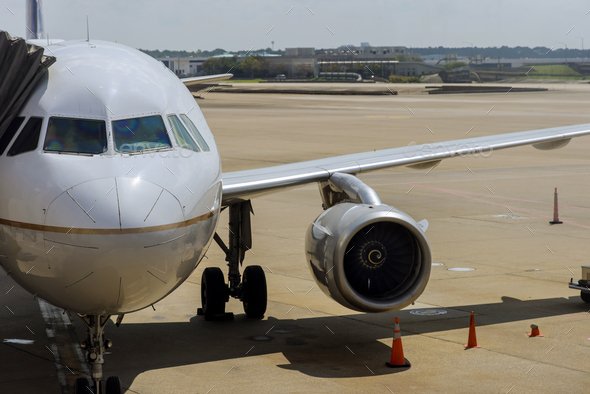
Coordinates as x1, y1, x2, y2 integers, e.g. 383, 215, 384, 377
549, 188, 563, 225
386, 316, 411, 368
527, 324, 544, 337
464, 311, 481, 348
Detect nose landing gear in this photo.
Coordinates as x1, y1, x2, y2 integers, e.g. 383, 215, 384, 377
74, 314, 122, 394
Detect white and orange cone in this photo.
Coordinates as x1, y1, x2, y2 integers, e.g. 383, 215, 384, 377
464, 311, 481, 349
386, 316, 411, 368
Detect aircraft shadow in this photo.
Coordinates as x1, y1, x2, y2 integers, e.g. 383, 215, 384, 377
70, 294, 589, 388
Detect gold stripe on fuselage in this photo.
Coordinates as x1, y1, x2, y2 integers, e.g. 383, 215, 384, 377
0, 212, 215, 235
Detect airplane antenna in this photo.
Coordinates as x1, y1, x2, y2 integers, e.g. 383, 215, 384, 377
86, 15, 89, 42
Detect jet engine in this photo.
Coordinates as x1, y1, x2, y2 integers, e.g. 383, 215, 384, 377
305, 173, 431, 313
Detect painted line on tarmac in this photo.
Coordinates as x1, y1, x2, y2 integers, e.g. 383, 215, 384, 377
410, 183, 590, 230
407, 184, 590, 211
38, 299, 90, 393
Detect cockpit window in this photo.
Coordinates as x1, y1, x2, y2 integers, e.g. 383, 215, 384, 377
0, 116, 25, 155
44, 117, 107, 154
8, 117, 43, 156
167, 115, 200, 152
112, 115, 171, 153
180, 114, 210, 151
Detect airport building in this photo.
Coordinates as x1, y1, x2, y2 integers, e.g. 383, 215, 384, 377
265, 45, 442, 78
158, 57, 209, 77
158, 44, 442, 79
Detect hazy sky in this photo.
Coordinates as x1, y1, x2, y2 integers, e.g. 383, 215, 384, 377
2, 0, 590, 51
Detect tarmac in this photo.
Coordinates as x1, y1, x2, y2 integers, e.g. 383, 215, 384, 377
1, 82, 590, 393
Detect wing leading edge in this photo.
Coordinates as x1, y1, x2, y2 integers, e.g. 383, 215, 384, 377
221, 123, 590, 206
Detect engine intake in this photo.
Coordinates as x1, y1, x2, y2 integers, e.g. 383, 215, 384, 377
305, 202, 431, 313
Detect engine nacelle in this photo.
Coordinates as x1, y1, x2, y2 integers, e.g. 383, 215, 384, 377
305, 202, 431, 313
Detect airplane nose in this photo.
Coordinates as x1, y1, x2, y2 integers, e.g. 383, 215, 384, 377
42, 177, 188, 313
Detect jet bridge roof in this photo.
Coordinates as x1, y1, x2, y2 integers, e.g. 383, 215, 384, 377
0, 30, 56, 140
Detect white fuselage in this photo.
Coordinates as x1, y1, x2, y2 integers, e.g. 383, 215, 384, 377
0, 40, 222, 315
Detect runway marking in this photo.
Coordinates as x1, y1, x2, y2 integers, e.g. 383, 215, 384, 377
409, 184, 590, 229
407, 184, 590, 211
38, 299, 90, 391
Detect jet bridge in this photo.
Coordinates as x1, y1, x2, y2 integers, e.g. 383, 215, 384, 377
0, 30, 55, 140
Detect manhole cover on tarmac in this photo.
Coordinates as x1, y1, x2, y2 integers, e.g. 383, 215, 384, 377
410, 309, 448, 316
447, 267, 475, 271
432, 263, 444, 266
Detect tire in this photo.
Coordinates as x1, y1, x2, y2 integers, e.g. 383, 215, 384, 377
581, 291, 590, 303
201, 267, 227, 318
105, 376, 122, 394
74, 378, 90, 394
242, 265, 267, 318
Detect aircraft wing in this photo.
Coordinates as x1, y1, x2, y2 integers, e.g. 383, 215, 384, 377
221, 123, 590, 206
181, 73, 232, 86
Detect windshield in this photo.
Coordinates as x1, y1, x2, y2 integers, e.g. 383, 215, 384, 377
112, 115, 171, 153
44, 117, 107, 154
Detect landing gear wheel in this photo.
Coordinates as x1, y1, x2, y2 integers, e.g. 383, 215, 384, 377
105, 376, 122, 394
581, 291, 590, 303
242, 265, 267, 318
74, 377, 90, 394
201, 267, 227, 319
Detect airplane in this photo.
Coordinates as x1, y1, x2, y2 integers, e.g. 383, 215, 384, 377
1, 2, 590, 393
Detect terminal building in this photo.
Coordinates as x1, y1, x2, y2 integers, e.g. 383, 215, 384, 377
277, 45, 442, 78
158, 44, 443, 79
